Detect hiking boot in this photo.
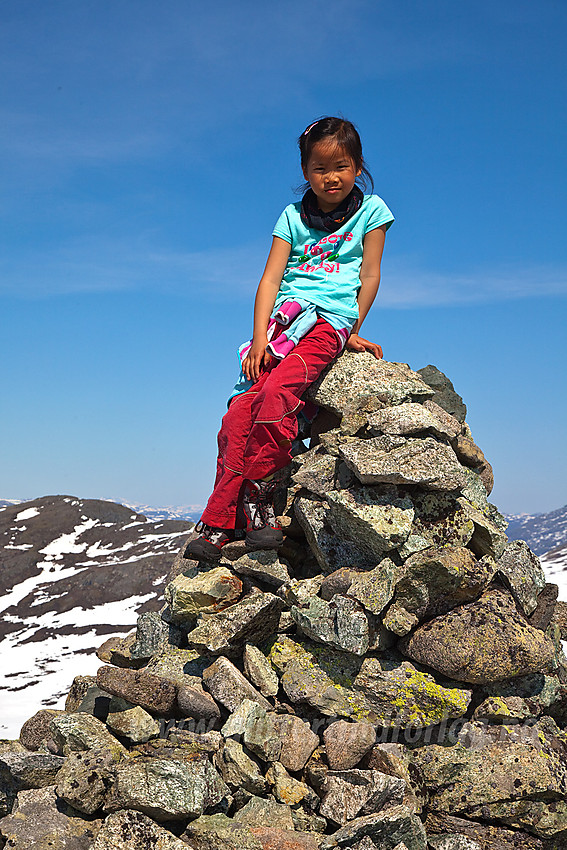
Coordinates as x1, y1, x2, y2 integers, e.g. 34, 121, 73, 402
243, 477, 284, 550
184, 522, 233, 562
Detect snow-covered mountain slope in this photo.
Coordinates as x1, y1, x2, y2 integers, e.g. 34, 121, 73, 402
0, 495, 192, 739
505, 504, 567, 555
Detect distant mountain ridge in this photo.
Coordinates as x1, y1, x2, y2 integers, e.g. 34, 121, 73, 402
504, 504, 567, 555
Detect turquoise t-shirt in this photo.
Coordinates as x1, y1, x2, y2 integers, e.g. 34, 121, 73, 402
272, 194, 394, 322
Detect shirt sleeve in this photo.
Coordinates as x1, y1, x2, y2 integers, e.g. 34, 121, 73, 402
365, 195, 395, 233
272, 206, 293, 244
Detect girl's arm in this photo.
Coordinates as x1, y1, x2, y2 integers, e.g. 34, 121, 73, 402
347, 225, 387, 359
242, 236, 291, 382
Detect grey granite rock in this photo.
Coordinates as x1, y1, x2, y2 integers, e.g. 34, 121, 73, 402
291, 595, 371, 655
176, 684, 221, 722
186, 588, 284, 656
319, 804, 427, 849
292, 451, 341, 498
243, 644, 280, 697
457, 498, 508, 559
409, 491, 474, 551
400, 587, 557, 684
230, 550, 291, 588
106, 705, 160, 743
19, 709, 64, 752
0, 751, 65, 815
320, 768, 405, 825
323, 720, 376, 769
214, 738, 268, 796
367, 402, 461, 440
50, 712, 127, 758
427, 836, 482, 850
56, 746, 123, 814
233, 794, 295, 830
309, 353, 433, 417
106, 753, 229, 821
266, 761, 318, 808
383, 546, 495, 636
340, 436, 466, 492
326, 485, 414, 558
347, 558, 401, 615
202, 657, 271, 712
143, 645, 211, 688
417, 365, 466, 422
182, 812, 263, 850
130, 611, 182, 659
165, 566, 243, 625
496, 540, 546, 616
295, 495, 377, 573
93, 809, 190, 849
0, 785, 101, 849
242, 704, 282, 763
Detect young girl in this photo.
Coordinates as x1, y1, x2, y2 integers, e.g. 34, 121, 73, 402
187, 116, 394, 561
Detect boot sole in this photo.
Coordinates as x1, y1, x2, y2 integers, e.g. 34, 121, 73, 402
183, 540, 222, 562
245, 530, 284, 551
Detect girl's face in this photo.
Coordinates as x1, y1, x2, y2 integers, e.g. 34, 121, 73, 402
303, 141, 361, 212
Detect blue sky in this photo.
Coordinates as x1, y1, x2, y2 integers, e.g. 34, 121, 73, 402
1, 0, 566, 514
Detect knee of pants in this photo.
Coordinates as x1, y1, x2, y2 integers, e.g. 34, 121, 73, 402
252, 383, 305, 425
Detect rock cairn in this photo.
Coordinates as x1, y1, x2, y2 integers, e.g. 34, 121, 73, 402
1, 353, 567, 850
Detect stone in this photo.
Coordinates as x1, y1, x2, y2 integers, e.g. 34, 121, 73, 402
410, 718, 567, 816
531, 583, 560, 631
320, 768, 405, 825
496, 540, 546, 616
353, 655, 471, 728
340, 436, 466, 492
75, 685, 113, 721
183, 813, 263, 850
222, 698, 259, 738
409, 491, 474, 551
106, 753, 229, 821
428, 837, 482, 850
309, 353, 433, 417
165, 566, 243, 625
367, 402, 461, 440
177, 684, 221, 722
202, 657, 272, 712
0, 785, 101, 849
323, 720, 376, 769
266, 761, 318, 808
466, 798, 567, 839
295, 495, 377, 573
96, 631, 143, 668
250, 828, 322, 850
475, 672, 562, 718
319, 804, 427, 849
143, 645, 211, 687
292, 451, 341, 498
280, 576, 325, 607
422, 400, 464, 438
400, 587, 557, 684
272, 714, 319, 773
130, 611, 183, 659
243, 705, 282, 763
472, 695, 537, 723
65, 675, 98, 711
50, 712, 127, 758
231, 551, 291, 588
457, 498, 507, 558
347, 558, 400, 615
96, 665, 177, 714
320, 568, 358, 600
326, 485, 414, 557
234, 795, 295, 831
553, 598, 567, 638
0, 751, 65, 815
291, 595, 371, 655
417, 365, 466, 422
56, 746, 123, 815
382, 546, 495, 636
93, 809, 190, 849
424, 812, 547, 850
268, 636, 470, 727
186, 588, 284, 656
365, 743, 423, 814
106, 705, 161, 743
19, 709, 63, 752
244, 644, 280, 697
290, 809, 327, 834
214, 738, 268, 796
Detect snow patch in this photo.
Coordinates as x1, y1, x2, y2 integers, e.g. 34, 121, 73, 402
39, 519, 99, 558
15, 507, 40, 522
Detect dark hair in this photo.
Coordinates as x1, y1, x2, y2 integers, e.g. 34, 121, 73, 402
297, 116, 374, 193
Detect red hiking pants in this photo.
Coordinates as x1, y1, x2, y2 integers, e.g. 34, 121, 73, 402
201, 318, 343, 529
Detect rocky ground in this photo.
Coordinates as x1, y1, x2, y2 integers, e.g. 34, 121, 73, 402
1, 354, 567, 850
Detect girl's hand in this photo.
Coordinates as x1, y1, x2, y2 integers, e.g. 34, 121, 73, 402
346, 333, 383, 360
242, 337, 271, 382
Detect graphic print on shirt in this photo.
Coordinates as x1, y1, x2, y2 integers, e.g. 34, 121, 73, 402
295, 231, 353, 274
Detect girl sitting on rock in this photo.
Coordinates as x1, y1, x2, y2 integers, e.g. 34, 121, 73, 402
187, 116, 394, 561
